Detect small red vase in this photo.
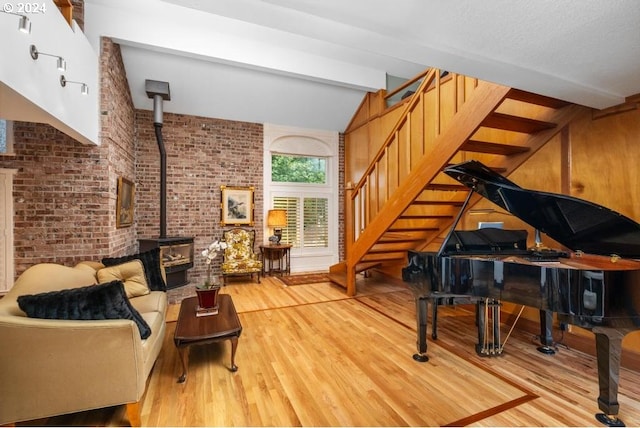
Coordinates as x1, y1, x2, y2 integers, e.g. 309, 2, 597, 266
196, 285, 221, 309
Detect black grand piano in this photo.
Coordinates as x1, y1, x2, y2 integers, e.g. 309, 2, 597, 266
403, 160, 640, 427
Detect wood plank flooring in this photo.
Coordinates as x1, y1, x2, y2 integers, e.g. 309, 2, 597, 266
18, 273, 640, 426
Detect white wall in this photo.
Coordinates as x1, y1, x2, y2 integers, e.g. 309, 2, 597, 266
0, 0, 99, 145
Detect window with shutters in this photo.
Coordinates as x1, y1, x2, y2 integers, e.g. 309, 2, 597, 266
264, 124, 339, 272
273, 196, 328, 249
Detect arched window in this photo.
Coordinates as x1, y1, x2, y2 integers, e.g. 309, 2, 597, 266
264, 124, 339, 273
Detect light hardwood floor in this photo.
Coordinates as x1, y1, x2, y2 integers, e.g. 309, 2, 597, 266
18, 273, 640, 426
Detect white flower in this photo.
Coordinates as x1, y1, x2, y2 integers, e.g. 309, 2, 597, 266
201, 239, 227, 285
202, 240, 227, 264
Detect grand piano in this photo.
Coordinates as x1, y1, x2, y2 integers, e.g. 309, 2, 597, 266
403, 160, 640, 427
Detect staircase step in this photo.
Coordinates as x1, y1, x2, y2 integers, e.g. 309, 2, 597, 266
411, 200, 465, 207
506, 88, 571, 109
461, 140, 530, 156
369, 242, 416, 252
398, 214, 454, 220
387, 226, 440, 232
482, 112, 557, 134
423, 183, 468, 192
356, 262, 382, 272
327, 272, 346, 288
361, 253, 406, 263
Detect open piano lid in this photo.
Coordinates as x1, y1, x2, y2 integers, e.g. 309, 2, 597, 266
444, 160, 640, 258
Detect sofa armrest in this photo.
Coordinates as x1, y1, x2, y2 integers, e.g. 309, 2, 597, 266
0, 316, 147, 425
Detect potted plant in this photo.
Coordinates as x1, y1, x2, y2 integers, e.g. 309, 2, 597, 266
196, 239, 227, 310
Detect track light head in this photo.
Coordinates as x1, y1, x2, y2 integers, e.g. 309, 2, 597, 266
18, 14, 31, 33
60, 75, 89, 95
1, 10, 31, 34
30, 45, 66, 72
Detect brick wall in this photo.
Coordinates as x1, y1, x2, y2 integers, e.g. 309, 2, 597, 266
135, 111, 264, 283
1, 125, 109, 274
100, 37, 138, 257
71, 0, 84, 31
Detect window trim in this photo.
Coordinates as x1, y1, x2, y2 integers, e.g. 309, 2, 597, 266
263, 124, 339, 273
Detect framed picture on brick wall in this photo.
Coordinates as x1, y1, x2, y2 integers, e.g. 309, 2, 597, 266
220, 185, 254, 226
116, 176, 135, 228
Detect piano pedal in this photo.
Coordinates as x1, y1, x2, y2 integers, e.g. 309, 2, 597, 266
475, 343, 504, 357
595, 413, 625, 427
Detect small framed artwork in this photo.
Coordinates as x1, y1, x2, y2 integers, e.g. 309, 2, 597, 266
221, 185, 254, 226
116, 176, 135, 228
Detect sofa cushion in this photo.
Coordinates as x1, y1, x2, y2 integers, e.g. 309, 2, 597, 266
130, 291, 168, 315
16, 280, 151, 339
97, 259, 150, 298
102, 247, 167, 292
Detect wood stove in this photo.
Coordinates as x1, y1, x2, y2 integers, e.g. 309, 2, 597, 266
139, 237, 194, 289
139, 80, 194, 289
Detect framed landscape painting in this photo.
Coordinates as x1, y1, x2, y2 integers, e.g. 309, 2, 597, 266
116, 176, 135, 228
220, 185, 254, 226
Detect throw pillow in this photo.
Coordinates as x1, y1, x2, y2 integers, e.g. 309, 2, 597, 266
97, 259, 150, 298
17, 280, 151, 339
102, 247, 167, 292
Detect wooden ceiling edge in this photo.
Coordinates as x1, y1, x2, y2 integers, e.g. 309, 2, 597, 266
53, 0, 73, 26
592, 99, 639, 120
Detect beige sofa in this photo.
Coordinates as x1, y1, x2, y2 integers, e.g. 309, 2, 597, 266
0, 260, 167, 426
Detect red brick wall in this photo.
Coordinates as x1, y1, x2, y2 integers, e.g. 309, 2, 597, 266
71, 0, 84, 31
0, 125, 108, 275
100, 37, 138, 257
135, 111, 264, 283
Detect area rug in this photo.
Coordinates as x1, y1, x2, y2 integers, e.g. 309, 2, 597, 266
278, 273, 330, 286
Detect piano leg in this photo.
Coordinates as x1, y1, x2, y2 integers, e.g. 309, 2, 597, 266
413, 296, 429, 362
593, 328, 626, 427
431, 297, 439, 340
537, 309, 556, 355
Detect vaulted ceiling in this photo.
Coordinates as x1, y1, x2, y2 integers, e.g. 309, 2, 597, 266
84, 0, 640, 132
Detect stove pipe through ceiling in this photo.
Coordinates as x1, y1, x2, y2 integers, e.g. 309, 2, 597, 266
145, 79, 170, 239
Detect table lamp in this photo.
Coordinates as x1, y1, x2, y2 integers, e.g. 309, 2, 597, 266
267, 209, 287, 245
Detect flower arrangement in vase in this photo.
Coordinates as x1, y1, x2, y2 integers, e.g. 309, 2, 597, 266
196, 239, 227, 312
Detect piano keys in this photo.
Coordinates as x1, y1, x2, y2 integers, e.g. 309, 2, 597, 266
404, 160, 640, 427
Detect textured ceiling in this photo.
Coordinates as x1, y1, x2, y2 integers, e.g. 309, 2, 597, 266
85, 0, 640, 131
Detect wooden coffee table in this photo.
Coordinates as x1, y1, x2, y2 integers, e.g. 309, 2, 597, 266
173, 294, 242, 383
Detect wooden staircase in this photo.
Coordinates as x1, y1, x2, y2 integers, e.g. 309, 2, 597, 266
330, 69, 587, 295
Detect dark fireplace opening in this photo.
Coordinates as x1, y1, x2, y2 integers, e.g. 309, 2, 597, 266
140, 79, 194, 289
139, 237, 194, 289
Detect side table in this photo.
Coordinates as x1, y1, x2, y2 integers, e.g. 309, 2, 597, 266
259, 244, 292, 276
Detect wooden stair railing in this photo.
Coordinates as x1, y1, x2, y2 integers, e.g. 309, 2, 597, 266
335, 68, 587, 296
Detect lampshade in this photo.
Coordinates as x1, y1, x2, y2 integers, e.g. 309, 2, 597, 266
267, 209, 287, 228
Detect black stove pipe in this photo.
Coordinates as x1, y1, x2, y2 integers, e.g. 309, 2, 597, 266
154, 121, 167, 239
146, 80, 170, 240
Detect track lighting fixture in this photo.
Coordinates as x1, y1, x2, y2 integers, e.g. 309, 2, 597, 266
1, 10, 31, 33
30, 45, 67, 72
60, 75, 88, 95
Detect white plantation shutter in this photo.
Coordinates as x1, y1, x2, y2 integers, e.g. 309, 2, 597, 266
273, 197, 299, 246
273, 196, 328, 249
303, 198, 328, 248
